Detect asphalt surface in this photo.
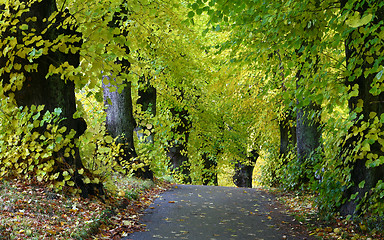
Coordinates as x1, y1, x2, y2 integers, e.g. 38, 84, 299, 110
125, 184, 312, 240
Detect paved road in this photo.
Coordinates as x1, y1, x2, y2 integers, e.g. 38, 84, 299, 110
126, 184, 313, 240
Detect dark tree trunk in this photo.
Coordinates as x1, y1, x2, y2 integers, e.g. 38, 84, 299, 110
339, 0, 384, 216
279, 109, 297, 158
274, 51, 297, 186
233, 150, 259, 188
275, 51, 296, 159
296, 102, 322, 165
295, 102, 322, 185
0, 0, 101, 197
295, 48, 322, 184
167, 107, 192, 183
202, 153, 218, 186
135, 75, 157, 144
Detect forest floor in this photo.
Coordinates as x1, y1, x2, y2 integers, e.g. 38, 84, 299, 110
0, 176, 383, 240
0, 175, 171, 239
271, 189, 383, 240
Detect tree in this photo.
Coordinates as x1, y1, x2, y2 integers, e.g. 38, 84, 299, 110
103, 4, 153, 179
201, 152, 218, 185
295, 55, 322, 184
135, 74, 156, 144
233, 150, 258, 188
339, 0, 384, 215
167, 103, 192, 183
0, 0, 101, 196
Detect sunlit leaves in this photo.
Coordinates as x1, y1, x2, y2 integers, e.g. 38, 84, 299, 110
346, 12, 373, 28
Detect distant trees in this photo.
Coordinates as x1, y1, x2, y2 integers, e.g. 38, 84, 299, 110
187, 0, 384, 217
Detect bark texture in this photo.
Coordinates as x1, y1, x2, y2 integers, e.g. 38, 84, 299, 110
295, 46, 322, 184
103, 80, 136, 158
104, 4, 153, 179
296, 103, 322, 162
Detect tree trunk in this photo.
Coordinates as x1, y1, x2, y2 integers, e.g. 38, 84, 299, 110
233, 150, 258, 188
135, 75, 157, 144
279, 109, 297, 158
202, 152, 218, 186
339, 0, 384, 216
103, 80, 136, 159
103, 78, 153, 179
167, 107, 192, 183
296, 101, 322, 172
104, 5, 153, 180
295, 48, 322, 184
0, 0, 101, 197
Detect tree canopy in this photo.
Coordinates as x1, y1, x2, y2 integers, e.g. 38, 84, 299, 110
1, 0, 384, 220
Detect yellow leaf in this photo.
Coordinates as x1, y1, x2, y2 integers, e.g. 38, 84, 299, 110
84, 177, 91, 184
105, 135, 113, 144
118, 190, 125, 197
362, 142, 370, 152
346, 12, 373, 28
366, 56, 374, 64
14, 63, 22, 70
369, 112, 377, 119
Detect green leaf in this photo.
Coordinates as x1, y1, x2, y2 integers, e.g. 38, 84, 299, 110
380, 113, 384, 123
19, 24, 28, 30
188, 11, 195, 18
376, 69, 383, 80
54, 108, 62, 116
192, 3, 199, 10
